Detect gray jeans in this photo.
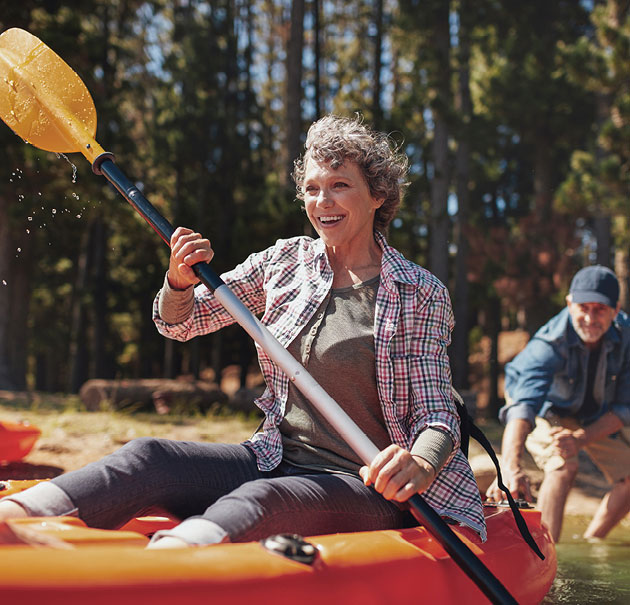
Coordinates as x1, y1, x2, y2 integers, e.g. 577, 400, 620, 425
7, 438, 408, 545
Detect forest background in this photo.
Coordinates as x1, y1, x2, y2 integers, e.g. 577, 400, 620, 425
1, 0, 629, 421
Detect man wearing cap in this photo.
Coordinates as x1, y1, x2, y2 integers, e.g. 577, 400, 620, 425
486, 265, 630, 542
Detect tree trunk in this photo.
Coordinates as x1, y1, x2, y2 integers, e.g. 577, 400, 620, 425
487, 295, 501, 419
91, 217, 111, 378
68, 227, 92, 392
285, 0, 305, 181
79, 378, 227, 412
371, 0, 384, 129
614, 216, 630, 312
7, 229, 34, 390
0, 194, 16, 389
594, 215, 612, 267
313, 0, 322, 119
451, 0, 472, 390
428, 1, 451, 285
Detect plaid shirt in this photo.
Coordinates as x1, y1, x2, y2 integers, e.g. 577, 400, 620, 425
153, 232, 486, 538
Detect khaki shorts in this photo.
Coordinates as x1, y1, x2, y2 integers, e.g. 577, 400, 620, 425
526, 414, 630, 484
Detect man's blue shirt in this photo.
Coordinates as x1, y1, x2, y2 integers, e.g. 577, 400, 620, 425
500, 308, 630, 427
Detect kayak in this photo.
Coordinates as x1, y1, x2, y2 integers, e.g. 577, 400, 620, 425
0, 421, 41, 463
0, 480, 556, 605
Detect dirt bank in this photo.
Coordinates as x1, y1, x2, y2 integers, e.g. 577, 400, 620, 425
1, 391, 609, 523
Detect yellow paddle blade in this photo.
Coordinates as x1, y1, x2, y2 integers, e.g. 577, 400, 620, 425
0, 28, 106, 164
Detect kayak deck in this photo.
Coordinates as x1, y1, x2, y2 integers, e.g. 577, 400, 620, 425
0, 500, 556, 605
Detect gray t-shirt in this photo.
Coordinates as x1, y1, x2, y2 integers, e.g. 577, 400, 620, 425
280, 276, 389, 475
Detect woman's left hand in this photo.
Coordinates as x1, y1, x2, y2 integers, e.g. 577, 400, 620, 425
359, 444, 436, 502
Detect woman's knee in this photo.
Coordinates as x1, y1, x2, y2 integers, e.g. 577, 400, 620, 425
115, 437, 176, 467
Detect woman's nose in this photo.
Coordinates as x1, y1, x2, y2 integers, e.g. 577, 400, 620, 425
316, 189, 333, 207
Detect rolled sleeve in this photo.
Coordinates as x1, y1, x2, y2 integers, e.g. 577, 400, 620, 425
500, 400, 538, 427
611, 403, 630, 426
500, 337, 564, 425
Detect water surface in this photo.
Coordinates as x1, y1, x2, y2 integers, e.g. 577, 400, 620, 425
543, 515, 630, 604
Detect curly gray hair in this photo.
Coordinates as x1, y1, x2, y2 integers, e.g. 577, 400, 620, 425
292, 115, 409, 233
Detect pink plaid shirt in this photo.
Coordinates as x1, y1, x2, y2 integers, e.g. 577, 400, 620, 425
153, 232, 486, 538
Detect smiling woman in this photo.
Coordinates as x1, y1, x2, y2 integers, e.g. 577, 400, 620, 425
0, 29, 532, 590
1, 113, 488, 554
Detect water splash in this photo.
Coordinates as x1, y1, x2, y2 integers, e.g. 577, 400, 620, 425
55, 152, 78, 183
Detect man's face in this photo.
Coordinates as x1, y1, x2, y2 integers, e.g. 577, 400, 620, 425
566, 296, 619, 348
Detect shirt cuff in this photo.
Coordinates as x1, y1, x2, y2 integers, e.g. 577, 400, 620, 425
500, 402, 536, 427
157, 272, 195, 324
0, 480, 78, 517
149, 518, 229, 546
410, 427, 453, 473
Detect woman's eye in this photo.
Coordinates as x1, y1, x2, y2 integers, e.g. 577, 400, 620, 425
334, 182, 348, 188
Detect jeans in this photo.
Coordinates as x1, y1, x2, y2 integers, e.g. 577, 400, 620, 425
12, 437, 409, 544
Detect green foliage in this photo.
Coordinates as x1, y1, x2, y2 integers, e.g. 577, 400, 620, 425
1, 0, 629, 394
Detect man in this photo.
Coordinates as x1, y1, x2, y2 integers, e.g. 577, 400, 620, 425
487, 265, 630, 542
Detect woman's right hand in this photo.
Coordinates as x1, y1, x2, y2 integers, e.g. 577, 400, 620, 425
167, 227, 214, 290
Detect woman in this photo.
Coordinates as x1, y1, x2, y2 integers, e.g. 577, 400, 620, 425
0, 115, 486, 547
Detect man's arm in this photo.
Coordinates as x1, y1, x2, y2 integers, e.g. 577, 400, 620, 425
486, 418, 534, 502
552, 411, 623, 459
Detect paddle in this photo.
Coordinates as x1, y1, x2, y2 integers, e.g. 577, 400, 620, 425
0, 27, 518, 604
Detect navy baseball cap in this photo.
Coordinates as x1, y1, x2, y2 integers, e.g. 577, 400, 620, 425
569, 265, 619, 308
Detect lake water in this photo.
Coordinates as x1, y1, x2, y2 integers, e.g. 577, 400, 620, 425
542, 515, 630, 604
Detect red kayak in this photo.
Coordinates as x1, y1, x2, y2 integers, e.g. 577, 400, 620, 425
0, 480, 556, 604
0, 421, 41, 463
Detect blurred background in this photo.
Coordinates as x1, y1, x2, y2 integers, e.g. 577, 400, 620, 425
1, 0, 628, 420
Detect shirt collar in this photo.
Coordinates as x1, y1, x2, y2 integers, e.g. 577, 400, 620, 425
375, 231, 419, 287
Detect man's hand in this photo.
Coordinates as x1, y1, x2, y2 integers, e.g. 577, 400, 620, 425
485, 417, 533, 502
486, 468, 533, 503
550, 427, 586, 459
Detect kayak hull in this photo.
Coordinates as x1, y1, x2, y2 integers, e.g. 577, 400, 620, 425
0, 490, 556, 605
0, 421, 41, 463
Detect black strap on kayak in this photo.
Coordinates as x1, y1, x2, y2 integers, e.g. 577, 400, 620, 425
452, 389, 545, 561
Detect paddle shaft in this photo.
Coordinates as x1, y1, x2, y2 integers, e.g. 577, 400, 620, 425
96, 156, 517, 605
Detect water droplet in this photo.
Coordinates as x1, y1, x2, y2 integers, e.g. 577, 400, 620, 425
27, 216, 33, 221
1, 280, 7, 286
25, 229, 30, 234
17, 248, 21, 253
52, 208, 57, 214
